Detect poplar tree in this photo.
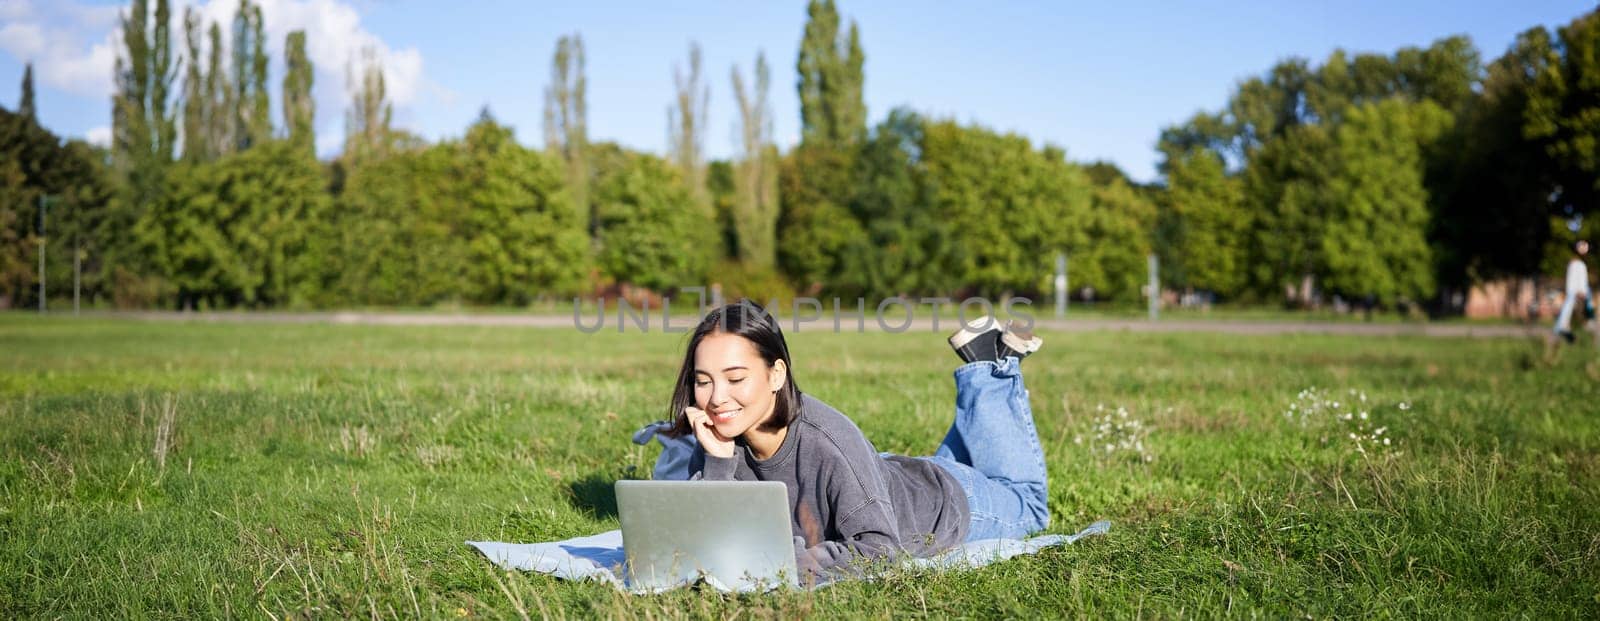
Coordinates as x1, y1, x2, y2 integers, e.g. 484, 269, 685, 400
205, 22, 228, 157
782, 0, 868, 290
229, 0, 268, 151
732, 52, 778, 268
344, 47, 392, 160
835, 23, 865, 143
247, 3, 268, 146
112, 0, 177, 199
668, 42, 711, 221
112, 0, 150, 170
543, 34, 590, 237
796, 0, 865, 147
18, 63, 34, 121
150, 0, 176, 163
180, 7, 207, 161
283, 30, 315, 156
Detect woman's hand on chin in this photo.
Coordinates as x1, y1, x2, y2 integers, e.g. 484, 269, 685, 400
685, 407, 736, 458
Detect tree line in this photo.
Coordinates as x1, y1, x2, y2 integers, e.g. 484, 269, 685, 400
1157, 15, 1600, 309
2, 0, 1596, 312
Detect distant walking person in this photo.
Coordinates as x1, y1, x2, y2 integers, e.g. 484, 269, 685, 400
1553, 240, 1592, 343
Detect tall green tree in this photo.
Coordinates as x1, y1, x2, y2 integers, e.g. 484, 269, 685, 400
593, 149, 713, 292
835, 23, 866, 143
783, 0, 869, 291
776, 143, 863, 292
343, 47, 393, 160
1080, 176, 1157, 300
543, 34, 590, 239
0, 104, 69, 307
320, 144, 462, 305
920, 120, 1092, 297
732, 51, 779, 269
141, 140, 326, 308
18, 63, 34, 121
1158, 149, 1249, 297
1243, 124, 1335, 304
3, 99, 127, 309
1432, 27, 1562, 287
796, 0, 866, 147
111, 0, 178, 304
282, 30, 315, 156
1160, 34, 1494, 306
1321, 99, 1450, 305
846, 108, 958, 296
458, 113, 589, 302
204, 21, 228, 157
1526, 9, 1600, 215
112, 0, 178, 200
180, 7, 208, 162
668, 42, 710, 219
47, 140, 118, 308
150, 0, 176, 164
229, 0, 269, 151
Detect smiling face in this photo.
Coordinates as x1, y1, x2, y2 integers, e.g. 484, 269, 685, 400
692, 332, 788, 441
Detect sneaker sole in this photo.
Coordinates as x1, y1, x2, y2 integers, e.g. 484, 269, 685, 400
1000, 321, 1043, 355
948, 316, 1001, 349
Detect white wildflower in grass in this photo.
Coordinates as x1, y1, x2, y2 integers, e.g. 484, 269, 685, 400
1283, 387, 1406, 459
1084, 404, 1154, 464
1346, 414, 1396, 458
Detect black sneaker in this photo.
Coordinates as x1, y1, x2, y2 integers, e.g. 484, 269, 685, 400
948, 316, 1002, 364
1561, 329, 1577, 344
998, 320, 1044, 361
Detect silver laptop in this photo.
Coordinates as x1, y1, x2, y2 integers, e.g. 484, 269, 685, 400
615, 480, 799, 591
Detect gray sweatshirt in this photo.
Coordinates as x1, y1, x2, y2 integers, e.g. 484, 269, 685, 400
689, 394, 971, 579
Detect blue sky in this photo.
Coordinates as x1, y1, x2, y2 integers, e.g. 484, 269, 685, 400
0, 0, 1592, 182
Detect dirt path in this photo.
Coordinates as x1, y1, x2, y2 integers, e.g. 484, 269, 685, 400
89, 310, 1551, 339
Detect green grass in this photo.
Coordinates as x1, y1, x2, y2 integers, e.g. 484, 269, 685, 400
2, 315, 1597, 619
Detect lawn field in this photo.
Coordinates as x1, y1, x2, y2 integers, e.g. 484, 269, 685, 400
2, 316, 1597, 618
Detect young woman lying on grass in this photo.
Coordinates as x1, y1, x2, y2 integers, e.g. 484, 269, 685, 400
668, 301, 1050, 581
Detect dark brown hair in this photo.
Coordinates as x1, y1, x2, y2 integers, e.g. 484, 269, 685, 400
665, 299, 803, 438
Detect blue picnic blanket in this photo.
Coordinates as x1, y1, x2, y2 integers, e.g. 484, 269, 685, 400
466, 421, 1110, 592
467, 520, 1111, 593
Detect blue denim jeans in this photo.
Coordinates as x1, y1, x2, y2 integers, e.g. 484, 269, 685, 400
1554, 287, 1591, 334
923, 357, 1050, 541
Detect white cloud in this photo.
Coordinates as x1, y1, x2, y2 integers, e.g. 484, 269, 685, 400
1, 0, 449, 151
50, 34, 117, 96
183, 0, 436, 107
85, 125, 110, 147
0, 2, 118, 97
0, 0, 34, 22
187, 0, 448, 154
60, 2, 119, 31
256, 0, 429, 105
0, 23, 45, 58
